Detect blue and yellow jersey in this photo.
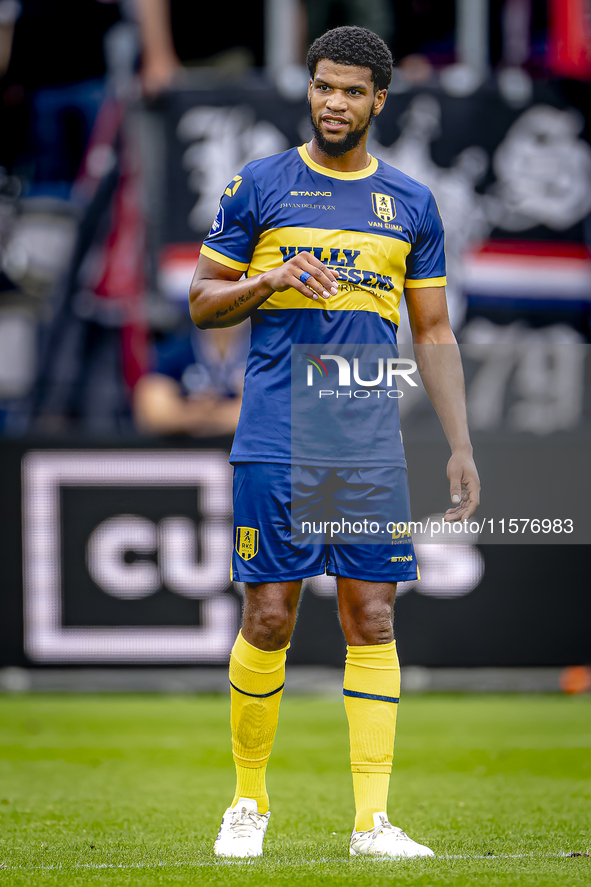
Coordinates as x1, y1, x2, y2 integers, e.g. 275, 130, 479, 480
200, 145, 446, 467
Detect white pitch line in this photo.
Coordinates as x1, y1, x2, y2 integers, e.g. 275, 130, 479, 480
437, 853, 588, 860
4, 852, 588, 871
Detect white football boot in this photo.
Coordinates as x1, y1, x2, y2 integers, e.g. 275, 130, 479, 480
350, 812, 434, 859
213, 798, 270, 858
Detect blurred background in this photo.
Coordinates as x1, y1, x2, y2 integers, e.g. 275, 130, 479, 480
0, 0, 590, 692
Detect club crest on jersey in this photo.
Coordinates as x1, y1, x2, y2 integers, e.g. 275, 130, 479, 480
224, 175, 242, 197
236, 527, 259, 560
372, 192, 396, 222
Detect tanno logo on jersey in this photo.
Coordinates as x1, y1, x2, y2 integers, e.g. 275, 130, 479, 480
290, 190, 332, 196
224, 175, 242, 197
391, 554, 413, 562
372, 193, 396, 222
236, 527, 259, 560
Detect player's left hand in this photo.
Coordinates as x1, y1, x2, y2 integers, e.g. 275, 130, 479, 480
444, 449, 480, 522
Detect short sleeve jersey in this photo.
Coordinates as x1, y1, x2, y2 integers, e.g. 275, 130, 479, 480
200, 145, 446, 467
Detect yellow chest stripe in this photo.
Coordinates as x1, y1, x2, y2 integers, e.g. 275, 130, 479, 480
248, 227, 411, 325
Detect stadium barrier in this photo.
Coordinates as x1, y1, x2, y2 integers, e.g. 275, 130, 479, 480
1, 437, 589, 671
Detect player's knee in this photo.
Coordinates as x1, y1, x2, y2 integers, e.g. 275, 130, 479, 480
248, 607, 292, 648
355, 600, 394, 645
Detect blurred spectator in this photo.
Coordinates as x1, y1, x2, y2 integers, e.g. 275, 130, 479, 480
133, 322, 249, 437
0, 0, 123, 196
135, 0, 182, 96
0, 0, 184, 435
0, 0, 188, 190
397, 53, 434, 84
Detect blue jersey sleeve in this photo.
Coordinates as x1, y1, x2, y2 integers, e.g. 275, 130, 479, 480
404, 189, 447, 287
200, 166, 261, 272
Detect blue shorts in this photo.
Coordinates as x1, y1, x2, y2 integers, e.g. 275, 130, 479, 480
231, 463, 418, 584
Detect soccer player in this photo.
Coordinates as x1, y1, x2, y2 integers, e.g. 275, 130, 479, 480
189, 26, 480, 860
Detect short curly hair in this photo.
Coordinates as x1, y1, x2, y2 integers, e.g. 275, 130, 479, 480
307, 26, 393, 92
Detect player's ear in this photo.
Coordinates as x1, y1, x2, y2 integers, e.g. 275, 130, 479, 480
373, 89, 387, 116
307, 78, 313, 100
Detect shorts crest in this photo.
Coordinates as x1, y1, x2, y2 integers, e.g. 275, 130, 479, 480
236, 526, 259, 560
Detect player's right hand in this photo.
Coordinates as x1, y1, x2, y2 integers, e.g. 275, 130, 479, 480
263, 252, 339, 301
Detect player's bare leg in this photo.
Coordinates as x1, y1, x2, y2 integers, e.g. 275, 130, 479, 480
242, 580, 303, 651
337, 578, 434, 858
214, 581, 302, 858
337, 577, 396, 646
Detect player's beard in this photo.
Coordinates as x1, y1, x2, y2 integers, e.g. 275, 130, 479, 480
308, 101, 374, 158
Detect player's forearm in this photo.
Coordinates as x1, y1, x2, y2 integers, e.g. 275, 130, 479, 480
413, 340, 473, 454
191, 251, 338, 329
189, 273, 274, 329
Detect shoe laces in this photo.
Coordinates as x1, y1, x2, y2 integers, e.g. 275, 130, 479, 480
228, 806, 265, 837
365, 816, 408, 846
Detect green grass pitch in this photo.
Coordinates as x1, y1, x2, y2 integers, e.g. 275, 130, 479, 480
0, 693, 589, 886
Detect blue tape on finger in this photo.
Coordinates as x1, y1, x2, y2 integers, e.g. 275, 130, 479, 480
300, 271, 311, 285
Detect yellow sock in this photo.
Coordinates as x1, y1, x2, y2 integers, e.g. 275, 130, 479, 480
229, 631, 288, 815
343, 640, 400, 832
